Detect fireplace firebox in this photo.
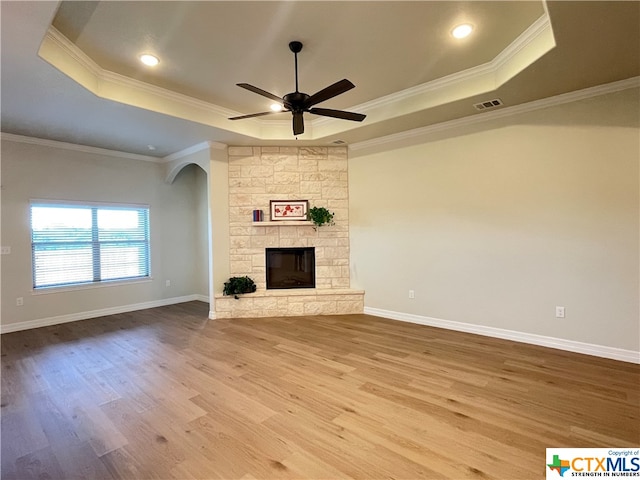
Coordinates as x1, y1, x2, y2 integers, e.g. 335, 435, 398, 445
266, 247, 315, 289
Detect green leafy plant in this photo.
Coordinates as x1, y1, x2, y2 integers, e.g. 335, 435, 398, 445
223, 276, 257, 299
307, 206, 335, 229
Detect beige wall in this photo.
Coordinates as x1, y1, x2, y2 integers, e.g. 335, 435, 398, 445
0, 139, 207, 329
185, 163, 210, 297
349, 88, 640, 352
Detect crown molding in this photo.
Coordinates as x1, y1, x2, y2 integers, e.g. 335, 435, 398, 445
0, 133, 231, 165
163, 141, 227, 163
349, 76, 640, 155
99, 71, 237, 119
46, 27, 238, 119
0, 133, 162, 162
41, 11, 554, 142
47, 27, 102, 78
492, 12, 552, 73
312, 11, 553, 132
39, 27, 277, 139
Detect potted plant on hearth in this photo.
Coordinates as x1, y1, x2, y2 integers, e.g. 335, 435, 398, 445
223, 276, 257, 299
307, 206, 335, 230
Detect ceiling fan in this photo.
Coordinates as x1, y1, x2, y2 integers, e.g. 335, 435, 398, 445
229, 41, 366, 136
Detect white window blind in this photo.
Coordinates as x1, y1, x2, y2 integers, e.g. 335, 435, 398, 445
31, 203, 150, 289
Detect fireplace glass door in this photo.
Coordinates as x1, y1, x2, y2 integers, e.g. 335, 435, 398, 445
266, 247, 315, 289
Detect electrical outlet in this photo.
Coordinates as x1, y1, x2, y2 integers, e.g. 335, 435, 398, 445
165, 280, 171, 287
0, 246, 10, 255
16, 297, 24, 307
409, 290, 415, 299
555, 306, 565, 318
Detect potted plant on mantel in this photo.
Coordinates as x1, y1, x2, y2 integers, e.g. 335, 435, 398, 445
307, 206, 335, 230
223, 276, 257, 299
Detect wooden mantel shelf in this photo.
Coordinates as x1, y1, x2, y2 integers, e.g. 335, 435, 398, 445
252, 221, 313, 226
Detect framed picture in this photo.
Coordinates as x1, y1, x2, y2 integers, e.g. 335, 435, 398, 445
270, 200, 309, 221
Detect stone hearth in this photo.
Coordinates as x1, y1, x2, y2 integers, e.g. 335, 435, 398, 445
214, 288, 364, 318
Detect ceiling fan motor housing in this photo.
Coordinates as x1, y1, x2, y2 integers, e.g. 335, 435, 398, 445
283, 92, 310, 111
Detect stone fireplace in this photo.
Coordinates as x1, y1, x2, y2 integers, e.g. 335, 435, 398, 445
214, 146, 364, 318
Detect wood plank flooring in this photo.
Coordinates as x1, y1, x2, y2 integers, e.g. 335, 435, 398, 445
1, 301, 638, 479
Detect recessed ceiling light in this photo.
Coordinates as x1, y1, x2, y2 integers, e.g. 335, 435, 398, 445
270, 103, 283, 112
452, 24, 474, 39
140, 54, 159, 66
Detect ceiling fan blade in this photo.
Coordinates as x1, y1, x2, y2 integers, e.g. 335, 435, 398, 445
236, 83, 283, 104
229, 111, 279, 120
304, 79, 355, 108
293, 112, 304, 135
309, 107, 366, 122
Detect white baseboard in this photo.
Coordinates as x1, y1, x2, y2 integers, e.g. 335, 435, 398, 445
4, 299, 635, 363
0, 295, 210, 334
364, 307, 640, 364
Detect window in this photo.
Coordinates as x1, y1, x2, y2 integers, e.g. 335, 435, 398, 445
30, 202, 150, 289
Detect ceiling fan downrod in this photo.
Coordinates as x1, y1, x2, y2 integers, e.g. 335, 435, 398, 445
283, 41, 309, 113
289, 41, 303, 93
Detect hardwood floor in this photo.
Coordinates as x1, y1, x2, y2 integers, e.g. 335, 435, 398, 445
1, 301, 638, 479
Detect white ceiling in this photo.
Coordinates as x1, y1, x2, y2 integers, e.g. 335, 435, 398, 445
1, 1, 639, 158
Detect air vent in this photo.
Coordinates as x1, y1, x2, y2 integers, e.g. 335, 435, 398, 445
473, 98, 503, 111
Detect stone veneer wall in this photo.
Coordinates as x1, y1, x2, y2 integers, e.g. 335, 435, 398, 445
214, 146, 364, 318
